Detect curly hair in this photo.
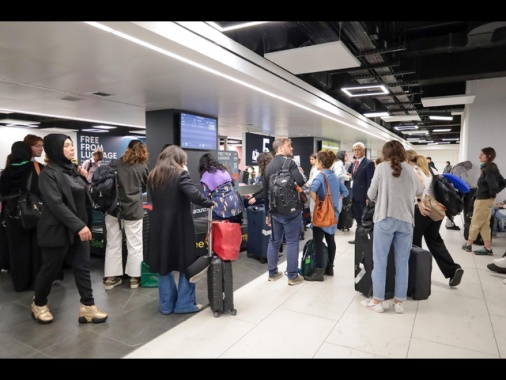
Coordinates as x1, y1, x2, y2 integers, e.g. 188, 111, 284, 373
256, 151, 274, 177
316, 150, 337, 169
121, 140, 149, 164
381, 140, 406, 178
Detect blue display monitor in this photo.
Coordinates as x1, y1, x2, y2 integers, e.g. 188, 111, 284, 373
180, 112, 218, 150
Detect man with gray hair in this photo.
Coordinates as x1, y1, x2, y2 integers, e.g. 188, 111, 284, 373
347, 142, 375, 244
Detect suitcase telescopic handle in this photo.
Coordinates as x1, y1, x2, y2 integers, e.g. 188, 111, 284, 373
208, 208, 213, 257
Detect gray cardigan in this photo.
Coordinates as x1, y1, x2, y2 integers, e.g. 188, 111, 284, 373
367, 161, 424, 225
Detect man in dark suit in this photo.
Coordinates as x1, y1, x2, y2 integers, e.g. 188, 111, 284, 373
348, 142, 376, 244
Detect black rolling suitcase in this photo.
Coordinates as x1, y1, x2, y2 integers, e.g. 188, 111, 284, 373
354, 225, 395, 300
207, 209, 237, 318
407, 245, 432, 300
246, 204, 269, 263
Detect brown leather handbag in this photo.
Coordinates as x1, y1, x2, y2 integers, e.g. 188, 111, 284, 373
312, 172, 337, 228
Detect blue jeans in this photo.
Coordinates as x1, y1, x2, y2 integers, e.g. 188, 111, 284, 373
492, 206, 506, 232
372, 217, 413, 301
267, 211, 302, 279
158, 272, 199, 314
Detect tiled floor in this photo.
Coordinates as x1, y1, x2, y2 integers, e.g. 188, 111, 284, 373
2, 216, 506, 359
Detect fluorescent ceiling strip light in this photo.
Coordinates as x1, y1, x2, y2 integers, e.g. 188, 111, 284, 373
401, 130, 429, 135
432, 128, 452, 132
429, 115, 453, 121
394, 125, 418, 131
6, 124, 39, 128
0, 118, 40, 125
86, 22, 398, 143
341, 85, 389, 97
206, 22, 268, 32
406, 138, 420, 142
81, 129, 109, 133
93, 125, 117, 129
381, 115, 421, 122
129, 130, 146, 135
442, 138, 460, 141
363, 112, 389, 117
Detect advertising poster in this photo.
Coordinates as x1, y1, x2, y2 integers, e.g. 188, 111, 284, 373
77, 133, 146, 165
244, 133, 274, 166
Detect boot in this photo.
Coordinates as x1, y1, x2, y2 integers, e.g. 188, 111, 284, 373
78, 304, 108, 324
31, 302, 54, 324
325, 264, 334, 276
304, 267, 324, 282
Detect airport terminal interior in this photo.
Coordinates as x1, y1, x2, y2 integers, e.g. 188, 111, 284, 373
1, 213, 506, 359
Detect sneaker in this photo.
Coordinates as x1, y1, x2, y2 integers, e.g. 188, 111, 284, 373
474, 247, 493, 256
268, 272, 283, 282
360, 298, 384, 313
130, 277, 140, 289
288, 274, 304, 286
104, 276, 122, 290
392, 301, 404, 314
449, 268, 464, 287
493, 257, 506, 267
462, 243, 472, 252
487, 263, 506, 274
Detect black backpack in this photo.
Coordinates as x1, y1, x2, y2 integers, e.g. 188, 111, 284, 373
430, 168, 464, 217
268, 158, 302, 215
90, 165, 120, 216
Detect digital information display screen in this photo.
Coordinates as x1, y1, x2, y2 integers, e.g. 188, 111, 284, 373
180, 112, 217, 150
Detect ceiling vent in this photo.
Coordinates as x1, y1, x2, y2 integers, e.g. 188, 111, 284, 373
88, 91, 114, 97
60, 96, 84, 102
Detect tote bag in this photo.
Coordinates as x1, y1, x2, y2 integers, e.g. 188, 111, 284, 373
312, 173, 337, 228
212, 220, 242, 261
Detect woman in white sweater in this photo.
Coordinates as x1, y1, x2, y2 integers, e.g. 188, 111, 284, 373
362, 140, 423, 314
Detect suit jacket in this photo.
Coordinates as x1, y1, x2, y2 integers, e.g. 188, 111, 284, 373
349, 157, 375, 202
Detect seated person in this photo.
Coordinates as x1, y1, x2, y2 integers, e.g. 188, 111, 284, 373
492, 200, 506, 236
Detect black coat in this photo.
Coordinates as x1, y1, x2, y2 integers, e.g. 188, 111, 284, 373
146, 170, 214, 275
37, 163, 90, 247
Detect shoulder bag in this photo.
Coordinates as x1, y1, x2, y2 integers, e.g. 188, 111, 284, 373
312, 172, 337, 228
422, 194, 447, 222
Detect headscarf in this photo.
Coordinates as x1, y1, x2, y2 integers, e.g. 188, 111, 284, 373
43, 134, 80, 177
0, 141, 33, 194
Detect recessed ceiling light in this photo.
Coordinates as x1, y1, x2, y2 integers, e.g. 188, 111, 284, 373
432, 128, 452, 132
429, 115, 453, 121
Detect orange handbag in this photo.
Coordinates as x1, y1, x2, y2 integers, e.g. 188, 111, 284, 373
312, 173, 337, 228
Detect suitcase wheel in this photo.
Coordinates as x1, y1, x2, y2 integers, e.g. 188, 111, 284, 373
213, 311, 221, 318
231, 308, 237, 316
260, 259, 267, 264
247, 253, 253, 258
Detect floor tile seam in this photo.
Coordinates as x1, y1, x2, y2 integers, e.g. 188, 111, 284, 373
409, 335, 501, 358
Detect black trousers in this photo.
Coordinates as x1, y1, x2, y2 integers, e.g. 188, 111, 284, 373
413, 207, 460, 279
34, 238, 94, 307
312, 227, 336, 268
